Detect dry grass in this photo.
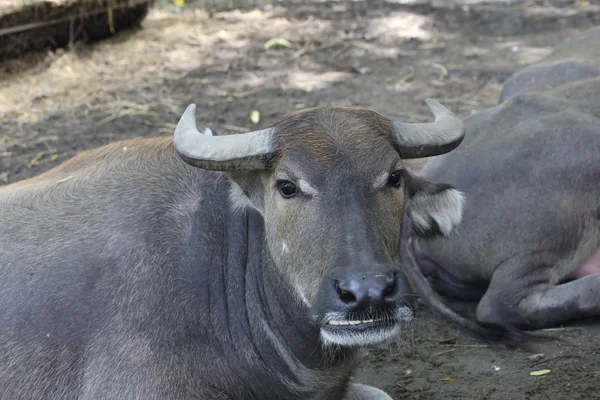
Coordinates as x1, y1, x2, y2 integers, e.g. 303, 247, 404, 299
1, 0, 84, 16
0, 5, 314, 149
0, 5, 346, 129
0, 0, 152, 60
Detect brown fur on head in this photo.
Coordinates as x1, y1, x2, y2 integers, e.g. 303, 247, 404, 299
226, 106, 464, 305
275, 107, 394, 165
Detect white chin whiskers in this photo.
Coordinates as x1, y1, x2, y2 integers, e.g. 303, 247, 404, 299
319, 307, 412, 347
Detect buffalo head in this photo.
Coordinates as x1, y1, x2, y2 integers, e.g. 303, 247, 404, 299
173, 100, 465, 347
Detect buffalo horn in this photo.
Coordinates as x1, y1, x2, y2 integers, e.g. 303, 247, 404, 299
392, 99, 465, 159
174, 104, 276, 170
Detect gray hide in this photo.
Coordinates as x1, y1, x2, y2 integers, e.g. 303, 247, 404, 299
403, 26, 600, 333
0, 101, 465, 399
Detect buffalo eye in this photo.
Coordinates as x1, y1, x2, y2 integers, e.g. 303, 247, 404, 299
277, 180, 298, 198
387, 170, 404, 188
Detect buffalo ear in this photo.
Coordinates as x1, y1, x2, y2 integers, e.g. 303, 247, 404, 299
224, 171, 269, 215
403, 173, 465, 238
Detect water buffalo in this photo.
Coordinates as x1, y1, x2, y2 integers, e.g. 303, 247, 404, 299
0, 99, 466, 399
402, 27, 600, 335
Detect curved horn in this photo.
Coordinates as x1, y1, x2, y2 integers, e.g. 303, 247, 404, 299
173, 104, 277, 170
392, 99, 465, 159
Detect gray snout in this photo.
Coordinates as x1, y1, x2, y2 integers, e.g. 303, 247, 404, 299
313, 265, 415, 347
330, 267, 412, 313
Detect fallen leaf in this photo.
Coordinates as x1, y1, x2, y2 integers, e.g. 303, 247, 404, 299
577, 0, 590, 7
250, 110, 260, 124
56, 176, 74, 184
441, 376, 455, 382
405, 369, 412, 375
50, 154, 59, 161
530, 369, 551, 376
173, 0, 184, 6
264, 38, 292, 50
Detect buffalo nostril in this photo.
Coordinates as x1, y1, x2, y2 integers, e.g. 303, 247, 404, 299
382, 272, 398, 299
383, 280, 396, 299
334, 280, 357, 304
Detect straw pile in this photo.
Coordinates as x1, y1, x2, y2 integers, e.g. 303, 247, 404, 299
0, 0, 154, 60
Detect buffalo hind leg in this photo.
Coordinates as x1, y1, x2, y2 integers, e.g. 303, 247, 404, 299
476, 272, 600, 330
343, 383, 393, 400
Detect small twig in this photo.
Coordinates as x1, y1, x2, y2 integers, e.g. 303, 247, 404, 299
227, 89, 261, 98
430, 79, 447, 87
68, 17, 75, 49
428, 62, 449, 79
420, 41, 447, 50
292, 40, 313, 59
96, 110, 158, 125
108, 0, 115, 34
27, 152, 45, 168
411, 328, 416, 358
437, 336, 458, 345
430, 349, 455, 358
521, 0, 537, 6
398, 66, 415, 83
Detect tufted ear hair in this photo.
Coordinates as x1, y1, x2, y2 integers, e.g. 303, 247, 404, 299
403, 173, 465, 238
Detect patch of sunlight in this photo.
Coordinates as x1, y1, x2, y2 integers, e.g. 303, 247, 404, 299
350, 42, 409, 59
366, 12, 432, 42
516, 46, 554, 66
205, 72, 269, 95
165, 48, 205, 71
288, 71, 352, 92
496, 41, 554, 65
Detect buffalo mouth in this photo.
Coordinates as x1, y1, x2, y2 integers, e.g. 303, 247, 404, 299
319, 307, 413, 347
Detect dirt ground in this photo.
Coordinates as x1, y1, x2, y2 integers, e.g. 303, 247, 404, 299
1, 0, 600, 399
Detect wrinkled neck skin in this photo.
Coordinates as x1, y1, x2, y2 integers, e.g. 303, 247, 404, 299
252, 217, 352, 368
180, 197, 355, 398
259, 246, 351, 366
